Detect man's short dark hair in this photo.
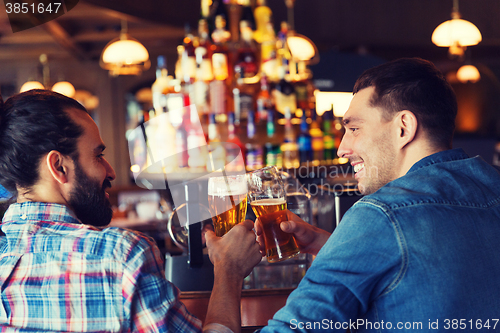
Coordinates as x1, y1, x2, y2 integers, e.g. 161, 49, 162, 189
353, 58, 457, 149
0, 89, 87, 197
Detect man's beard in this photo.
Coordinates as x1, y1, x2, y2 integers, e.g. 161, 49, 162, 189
68, 160, 113, 227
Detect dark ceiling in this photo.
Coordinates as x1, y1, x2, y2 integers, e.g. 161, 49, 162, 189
1, 0, 499, 69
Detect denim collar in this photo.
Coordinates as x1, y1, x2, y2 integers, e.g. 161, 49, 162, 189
407, 148, 470, 175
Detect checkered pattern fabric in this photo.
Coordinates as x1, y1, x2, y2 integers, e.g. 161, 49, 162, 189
0, 202, 202, 332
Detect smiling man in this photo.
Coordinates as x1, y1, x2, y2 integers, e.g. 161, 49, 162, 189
0, 90, 261, 333
253, 58, 500, 332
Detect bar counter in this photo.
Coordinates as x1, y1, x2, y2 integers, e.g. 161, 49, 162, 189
181, 288, 293, 331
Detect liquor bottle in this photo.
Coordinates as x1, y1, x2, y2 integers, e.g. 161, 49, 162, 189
186, 105, 208, 171
196, 19, 213, 82
256, 74, 272, 123
260, 21, 278, 81
211, 0, 229, 32
297, 112, 313, 165
309, 108, 324, 164
323, 107, 335, 163
152, 55, 171, 116
193, 19, 213, 118
273, 64, 296, 115
276, 21, 291, 77
234, 20, 259, 81
207, 113, 226, 171
155, 98, 178, 173
264, 109, 282, 167
233, 21, 258, 124
175, 110, 189, 169
244, 110, 264, 171
181, 24, 197, 85
254, 0, 273, 43
175, 45, 184, 81
281, 107, 300, 169
211, 15, 231, 82
240, 0, 256, 31
226, 112, 246, 171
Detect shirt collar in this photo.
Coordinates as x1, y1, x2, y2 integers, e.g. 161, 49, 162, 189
2, 202, 82, 225
407, 148, 470, 174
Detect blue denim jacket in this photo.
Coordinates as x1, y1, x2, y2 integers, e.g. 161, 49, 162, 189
260, 149, 500, 332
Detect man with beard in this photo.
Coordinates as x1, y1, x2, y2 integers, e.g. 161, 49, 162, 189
0, 90, 261, 332
250, 58, 500, 332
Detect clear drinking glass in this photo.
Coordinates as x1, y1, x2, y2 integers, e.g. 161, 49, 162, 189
208, 174, 248, 236
247, 166, 300, 262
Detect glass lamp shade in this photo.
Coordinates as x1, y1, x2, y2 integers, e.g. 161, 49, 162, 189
314, 91, 353, 117
52, 81, 76, 98
100, 34, 150, 76
20, 81, 44, 93
457, 65, 480, 83
287, 34, 318, 62
432, 18, 482, 47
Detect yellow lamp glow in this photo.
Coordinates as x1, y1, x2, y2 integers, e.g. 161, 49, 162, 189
100, 20, 150, 76
287, 35, 317, 62
314, 91, 353, 117
457, 65, 480, 83
20, 81, 44, 93
431, 18, 482, 48
102, 38, 149, 65
52, 81, 76, 98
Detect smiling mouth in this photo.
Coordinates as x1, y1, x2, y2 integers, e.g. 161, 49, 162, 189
353, 163, 365, 176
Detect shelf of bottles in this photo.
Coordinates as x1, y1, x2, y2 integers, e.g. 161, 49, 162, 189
129, 0, 346, 179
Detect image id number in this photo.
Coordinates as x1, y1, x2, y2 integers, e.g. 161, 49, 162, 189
5, 2, 62, 14
444, 319, 499, 330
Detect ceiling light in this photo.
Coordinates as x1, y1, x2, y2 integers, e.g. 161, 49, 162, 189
52, 81, 76, 98
287, 34, 318, 63
20, 81, 44, 93
314, 91, 353, 117
100, 20, 150, 76
457, 65, 480, 83
431, 0, 481, 57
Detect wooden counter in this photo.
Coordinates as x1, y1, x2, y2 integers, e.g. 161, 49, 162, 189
180, 288, 293, 330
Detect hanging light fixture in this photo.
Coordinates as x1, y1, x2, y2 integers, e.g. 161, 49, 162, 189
20, 81, 45, 93
20, 54, 76, 98
100, 20, 151, 76
431, 0, 482, 58
457, 64, 481, 83
52, 81, 76, 97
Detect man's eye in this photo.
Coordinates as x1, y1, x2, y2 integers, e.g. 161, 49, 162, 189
349, 128, 358, 133
97, 154, 105, 159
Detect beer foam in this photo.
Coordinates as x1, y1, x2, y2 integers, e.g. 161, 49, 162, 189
208, 175, 248, 196
250, 198, 286, 205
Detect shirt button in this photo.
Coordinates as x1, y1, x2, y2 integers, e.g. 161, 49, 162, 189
21, 214, 27, 219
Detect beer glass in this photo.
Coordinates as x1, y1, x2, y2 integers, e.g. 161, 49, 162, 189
208, 174, 248, 236
247, 166, 300, 262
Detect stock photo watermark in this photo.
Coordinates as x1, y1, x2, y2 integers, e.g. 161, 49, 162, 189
3, 0, 79, 32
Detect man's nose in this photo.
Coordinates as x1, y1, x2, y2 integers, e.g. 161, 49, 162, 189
337, 135, 351, 159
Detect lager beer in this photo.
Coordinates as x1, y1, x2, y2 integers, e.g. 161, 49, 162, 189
208, 175, 248, 236
251, 198, 300, 262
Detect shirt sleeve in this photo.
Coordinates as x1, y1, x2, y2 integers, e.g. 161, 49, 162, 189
259, 199, 405, 332
121, 233, 203, 333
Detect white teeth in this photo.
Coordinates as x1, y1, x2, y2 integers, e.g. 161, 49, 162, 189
353, 163, 364, 173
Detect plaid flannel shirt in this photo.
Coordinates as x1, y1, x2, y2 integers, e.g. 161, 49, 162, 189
0, 202, 203, 332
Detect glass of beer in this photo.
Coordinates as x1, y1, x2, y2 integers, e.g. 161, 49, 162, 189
247, 166, 300, 262
208, 174, 248, 236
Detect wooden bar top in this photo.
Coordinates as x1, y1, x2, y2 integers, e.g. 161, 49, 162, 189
180, 288, 294, 328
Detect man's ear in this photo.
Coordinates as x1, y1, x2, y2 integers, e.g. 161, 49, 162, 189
396, 110, 418, 149
46, 150, 70, 184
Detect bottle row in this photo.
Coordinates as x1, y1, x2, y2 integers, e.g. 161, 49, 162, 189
128, 104, 344, 176
150, 0, 314, 126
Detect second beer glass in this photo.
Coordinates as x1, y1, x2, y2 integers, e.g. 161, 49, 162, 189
208, 174, 248, 236
247, 166, 300, 262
